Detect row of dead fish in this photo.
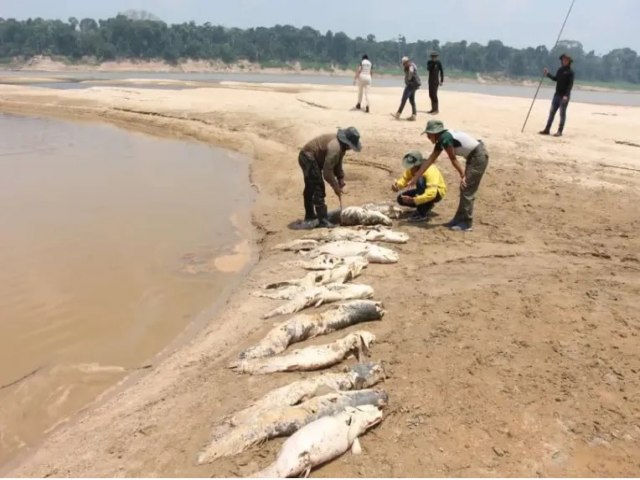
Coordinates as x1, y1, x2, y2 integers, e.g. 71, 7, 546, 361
197, 211, 407, 477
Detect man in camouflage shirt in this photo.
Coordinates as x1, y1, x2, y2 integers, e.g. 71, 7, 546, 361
298, 127, 362, 228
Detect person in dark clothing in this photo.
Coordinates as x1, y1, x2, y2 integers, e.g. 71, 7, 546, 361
298, 127, 362, 228
392, 56, 421, 121
539, 53, 575, 137
426, 51, 444, 114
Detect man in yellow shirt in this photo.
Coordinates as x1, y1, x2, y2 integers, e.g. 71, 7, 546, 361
392, 151, 447, 222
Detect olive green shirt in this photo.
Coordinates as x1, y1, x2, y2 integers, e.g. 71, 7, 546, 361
301, 133, 345, 192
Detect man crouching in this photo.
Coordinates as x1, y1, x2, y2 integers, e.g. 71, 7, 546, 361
392, 150, 447, 223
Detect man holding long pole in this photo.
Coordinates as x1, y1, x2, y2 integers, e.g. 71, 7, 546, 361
539, 53, 575, 137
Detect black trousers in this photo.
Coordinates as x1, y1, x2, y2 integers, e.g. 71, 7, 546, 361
396, 177, 442, 215
298, 151, 327, 220
429, 81, 439, 112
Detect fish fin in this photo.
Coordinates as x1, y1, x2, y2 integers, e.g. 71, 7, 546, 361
351, 437, 362, 455
298, 451, 312, 478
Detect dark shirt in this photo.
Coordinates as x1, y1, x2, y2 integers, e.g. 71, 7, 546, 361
301, 133, 345, 190
404, 63, 421, 88
547, 65, 574, 97
427, 60, 444, 84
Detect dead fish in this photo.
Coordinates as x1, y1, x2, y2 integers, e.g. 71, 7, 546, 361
205, 363, 386, 453
262, 283, 375, 319
254, 258, 368, 300
229, 330, 375, 375
305, 226, 409, 244
251, 404, 384, 477
197, 389, 388, 464
253, 362, 386, 411
361, 202, 405, 219
309, 240, 399, 264
239, 301, 384, 359
328, 206, 393, 227
288, 254, 368, 271
273, 239, 319, 252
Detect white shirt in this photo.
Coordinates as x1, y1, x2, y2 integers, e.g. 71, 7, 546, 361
437, 130, 480, 158
360, 59, 372, 76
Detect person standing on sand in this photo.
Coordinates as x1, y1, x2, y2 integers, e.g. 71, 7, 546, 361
392, 150, 447, 223
298, 127, 362, 228
426, 51, 444, 114
392, 56, 421, 121
539, 53, 575, 137
354, 54, 372, 113
406, 120, 488, 232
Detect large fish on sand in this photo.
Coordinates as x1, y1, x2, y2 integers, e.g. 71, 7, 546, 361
308, 240, 399, 264
328, 206, 393, 227
305, 226, 409, 244
254, 257, 368, 300
230, 331, 375, 375
239, 301, 384, 359
197, 389, 387, 464
251, 405, 384, 477
262, 283, 374, 319
287, 254, 366, 271
204, 363, 385, 457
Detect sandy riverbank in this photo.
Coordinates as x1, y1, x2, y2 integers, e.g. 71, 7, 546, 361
1, 81, 639, 477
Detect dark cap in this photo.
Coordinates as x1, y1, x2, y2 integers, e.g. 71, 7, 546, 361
337, 126, 362, 152
559, 53, 573, 63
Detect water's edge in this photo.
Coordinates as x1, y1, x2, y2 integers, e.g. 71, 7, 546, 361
0, 109, 262, 473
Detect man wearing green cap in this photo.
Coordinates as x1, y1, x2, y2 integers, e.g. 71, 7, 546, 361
392, 150, 447, 222
298, 127, 362, 228
406, 119, 489, 231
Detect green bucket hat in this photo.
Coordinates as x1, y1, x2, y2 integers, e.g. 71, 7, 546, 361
337, 126, 362, 152
422, 119, 447, 135
402, 151, 424, 169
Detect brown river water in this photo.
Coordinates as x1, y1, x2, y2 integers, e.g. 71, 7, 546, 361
0, 113, 254, 466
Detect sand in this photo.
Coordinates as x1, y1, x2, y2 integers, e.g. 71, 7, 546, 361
0, 81, 639, 477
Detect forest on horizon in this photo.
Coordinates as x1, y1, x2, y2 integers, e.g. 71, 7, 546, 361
1, 13, 639, 85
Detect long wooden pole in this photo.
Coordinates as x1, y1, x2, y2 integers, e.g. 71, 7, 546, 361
521, 0, 576, 133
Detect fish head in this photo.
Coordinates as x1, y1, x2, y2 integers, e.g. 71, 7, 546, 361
357, 331, 376, 349
350, 362, 386, 388
349, 284, 375, 297
345, 405, 383, 437
369, 246, 399, 264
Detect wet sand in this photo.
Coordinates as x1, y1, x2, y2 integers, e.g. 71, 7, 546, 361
0, 81, 639, 476
0, 113, 254, 466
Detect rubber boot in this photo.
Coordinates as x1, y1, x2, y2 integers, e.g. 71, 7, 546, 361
303, 199, 317, 221
315, 205, 336, 229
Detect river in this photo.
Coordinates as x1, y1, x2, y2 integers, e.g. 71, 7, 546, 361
0, 113, 254, 466
1, 70, 639, 107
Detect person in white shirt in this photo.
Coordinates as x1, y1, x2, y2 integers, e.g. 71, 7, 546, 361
354, 54, 372, 113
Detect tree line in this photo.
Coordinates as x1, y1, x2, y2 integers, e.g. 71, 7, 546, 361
1, 15, 639, 84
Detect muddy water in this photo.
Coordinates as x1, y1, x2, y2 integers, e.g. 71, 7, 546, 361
0, 113, 253, 465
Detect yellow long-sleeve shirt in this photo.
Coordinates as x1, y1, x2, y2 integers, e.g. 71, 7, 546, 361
395, 164, 447, 205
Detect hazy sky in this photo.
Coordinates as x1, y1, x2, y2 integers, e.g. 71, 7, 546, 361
1, 0, 638, 54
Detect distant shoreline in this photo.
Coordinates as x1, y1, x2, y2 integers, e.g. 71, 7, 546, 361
1, 56, 639, 94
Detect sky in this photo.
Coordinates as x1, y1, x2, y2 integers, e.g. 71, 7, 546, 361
1, 0, 638, 54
